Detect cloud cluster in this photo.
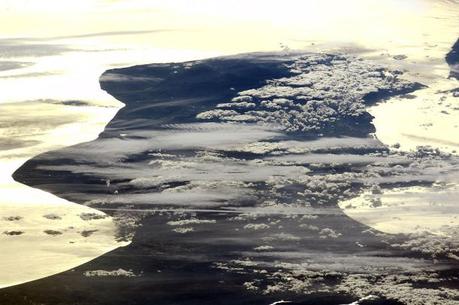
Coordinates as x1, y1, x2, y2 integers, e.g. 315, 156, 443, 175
196, 54, 419, 136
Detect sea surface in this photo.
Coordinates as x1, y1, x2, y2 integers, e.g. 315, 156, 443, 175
1, 1, 459, 304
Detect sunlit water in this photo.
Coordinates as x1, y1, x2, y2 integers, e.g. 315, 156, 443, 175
0, 42, 215, 287
0, 99, 126, 288
1, 0, 459, 288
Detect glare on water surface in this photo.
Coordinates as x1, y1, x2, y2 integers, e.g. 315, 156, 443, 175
0, 0, 459, 288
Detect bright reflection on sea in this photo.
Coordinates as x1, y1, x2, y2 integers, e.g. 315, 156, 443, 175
0, 100, 125, 288
0, 0, 458, 289
0, 43, 215, 288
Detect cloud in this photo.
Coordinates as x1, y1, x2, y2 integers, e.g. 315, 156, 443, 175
0, 71, 56, 79
0, 138, 39, 150
83, 268, 137, 277
0, 29, 171, 58
85, 190, 242, 208
48, 29, 171, 40
266, 153, 408, 166
0, 61, 32, 71
195, 53, 420, 136
0, 40, 71, 58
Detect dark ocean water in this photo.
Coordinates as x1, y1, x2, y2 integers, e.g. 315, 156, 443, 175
3, 48, 459, 305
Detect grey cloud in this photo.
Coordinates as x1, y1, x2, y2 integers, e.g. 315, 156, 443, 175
47, 29, 171, 40
85, 191, 244, 208
0, 41, 72, 58
0, 71, 57, 79
0, 61, 33, 71
266, 153, 409, 166
0, 29, 171, 58
0, 138, 40, 151
34, 123, 282, 164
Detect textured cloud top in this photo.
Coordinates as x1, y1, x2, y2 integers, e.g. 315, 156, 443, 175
197, 54, 420, 136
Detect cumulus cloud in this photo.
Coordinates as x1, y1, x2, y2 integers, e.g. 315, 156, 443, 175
196, 53, 419, 135
83, 268, 138, 277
